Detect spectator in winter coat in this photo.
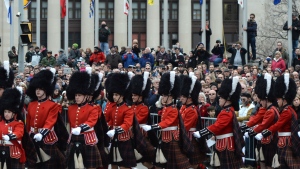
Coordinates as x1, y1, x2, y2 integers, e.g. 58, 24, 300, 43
90, 46, 106, 65
156, 46, 170, 65
25, 46, 34, 63
171, 47, 185, 68
40, 50, 56, 67
283, 12, 300, 59
105, 47, 122, 69
292, 48, 300, 67
271, 51, 286, 72
140, 47, 155, 68
56, 49, 68, 65
122, 46, 138, 68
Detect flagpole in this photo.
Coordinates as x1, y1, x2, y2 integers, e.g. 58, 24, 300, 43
10, 0, 14, 48
288, 0, 292, 67
201, 0, 206, 46
94, 0, 99, 46
128, 0, 132, 47
64, 0, 68, 54
18, 0, 24, 73
163, 0, 168, 49
243, 0, 248, 64
36, 0, 40, 47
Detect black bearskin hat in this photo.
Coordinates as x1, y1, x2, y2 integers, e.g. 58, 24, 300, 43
104, 73, 114, 102
274, 74, 297, 104
0, 88, 24, 121
218, 76, 241, 111
130, 72, 151, 101
66, 71, 93, 100
255, 73, 276, 104
0, 61, 14, 90
26, 69, 56, 100
92, 72, 104, 100
158, 71, 181, 99
180, 75, 202, 105
110, 73, 130, 96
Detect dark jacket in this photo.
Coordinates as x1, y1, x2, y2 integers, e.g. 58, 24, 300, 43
156, 52, 170, 65
132, 46, 141, 58
194, 49, 210, 65
56, 53, 68, 65
98, 27, 111, 43
199, 27, 212, 43
246, 20, 257, 38
228, 47, 247, 66
211, 45, 224, 57
25, 50, 34, 63
187, 55, 197, 68
171, 53, 185, 67
69, 49, 80, 60
292, 55, 300, 67
8, 50, 18, 64
283, 19, 300, 40
105, 53, 122, 69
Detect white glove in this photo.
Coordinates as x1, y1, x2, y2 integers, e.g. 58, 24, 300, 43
2, 135, 10, 141
71, 127, 81, 135
33, 133, 43, 142
106, 129, 116, 138
244, 132, 249, 138
141, 125, 151, 132
255, 133, 263, 141
193, 131, 201, 138
298, 131, 300, 138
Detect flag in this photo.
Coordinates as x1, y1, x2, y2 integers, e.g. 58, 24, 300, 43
274, 0, 281, 5
238, 0, 243, 8
4, 0, 12, 24
23, 0, 31, 9
148, 0, 153, 5
89, 0, 95, 18
124, 0, 129, 15
60, 0, 66, 18
200, 0, 203, 5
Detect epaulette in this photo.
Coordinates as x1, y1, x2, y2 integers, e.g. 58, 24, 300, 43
226, 107, 231, 112
191, 105, 195, 109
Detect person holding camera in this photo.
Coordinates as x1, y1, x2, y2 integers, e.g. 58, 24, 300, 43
99, 21, 111, 56
194, 43, 210, 67
228, 41, 247, 69
243, 13, 257, 61
210, 40, 224, 67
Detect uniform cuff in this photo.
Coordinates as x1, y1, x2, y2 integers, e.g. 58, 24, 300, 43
79, 124, 91, 132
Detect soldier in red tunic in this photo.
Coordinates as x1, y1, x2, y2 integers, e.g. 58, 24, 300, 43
193, 76, 244, 169
240, 73, 279, 169
66, 70, 102, 169
179, 74, 208, 169
255, 74, 300, 168
129, 72, 156, 169
26, 70, 66, 169
0, 60, 14, 97
142, 71, 192, 169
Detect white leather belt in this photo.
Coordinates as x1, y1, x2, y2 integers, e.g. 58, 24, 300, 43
278, 132, 291, 136
30, 127, 54, 133
216, 133, 233, 139
162, 126, 178, 131
71, 127, 94, 133
189, 128, 196, 131
0, 140, 21, 146
139, 124, 147, 127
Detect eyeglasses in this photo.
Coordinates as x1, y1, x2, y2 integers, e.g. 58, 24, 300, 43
145, 68, 151, 70
246, 76, 250, 77
250, 17, 254, 19
209, 93, 215, 95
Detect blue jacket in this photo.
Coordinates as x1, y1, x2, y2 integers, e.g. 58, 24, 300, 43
122, 52, 138, 68
139, 53, 154, 68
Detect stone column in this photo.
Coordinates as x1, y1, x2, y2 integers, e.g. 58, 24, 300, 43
146, 0, 160, 48
210, 0, 223, 51
47, 0, 61, 53
81, 0, 94, 50
114, 0, 127, 47
0, 1, 10, 61
178, 0, 192, 52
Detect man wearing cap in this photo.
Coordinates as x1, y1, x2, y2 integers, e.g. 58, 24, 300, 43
283, 12, 300, 59
26, 46, 35, 63
90, 46, 106, 65
40, 51, 56, 67
122, 46, 138, 68
56, 49, 68, 65
69, 43, 80, 61
105, 46, 122, 69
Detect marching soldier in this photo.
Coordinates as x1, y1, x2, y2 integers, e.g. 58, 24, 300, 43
193, 76, 245, 169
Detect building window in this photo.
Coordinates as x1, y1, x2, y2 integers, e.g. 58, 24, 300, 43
68, 2, 73, 18
30, 2, 36, 19
99, 2, 106, 19
193, 3, 201, 20
132, 2, 138, 19
224, 3, 238, 20
75, 2, 81, 19
172, 33, 178, 45
140, 2, 146, 19
41, 1, 47, 18
171, 3, 178, 20
108, 2, 114, 19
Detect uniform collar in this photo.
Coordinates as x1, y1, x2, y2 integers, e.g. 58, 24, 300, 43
78, 101, 88, 107
134, 101, 143, 105
165, 103, 174, 107
223, 104, 232, 109
38, 98, 47, 103
5, 118, 14, 123
116, 101, 125, 107
185, 103, 194, 108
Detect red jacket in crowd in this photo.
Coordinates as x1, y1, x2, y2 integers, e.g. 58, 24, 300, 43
271, 57, 286, 72
90, 51, 106, 64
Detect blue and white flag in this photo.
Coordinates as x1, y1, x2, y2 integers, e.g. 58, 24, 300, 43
200, 0, 203, 5
4, 0, 12, 24
274, 0, 281, 5
89, 0, 95, 18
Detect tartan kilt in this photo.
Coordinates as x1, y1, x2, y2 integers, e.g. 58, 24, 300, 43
66, 135, 102, 169
97, 140, 110, 166
138, 137, 156, 163
261, 139, 277, 167
216, 149, 244, 169
188, 138, 206, 165
37, 143, 66, 169
157, 140, 191, 169
0, 146, 24, 169
278, 145, 300, 168
109, 138, 137, 168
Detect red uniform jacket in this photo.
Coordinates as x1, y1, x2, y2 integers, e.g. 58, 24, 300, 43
132, 103, 148, 124
198, 103, 210, 118
247, 107, 267, 127
180, 104, 198, 132
207, 107, 235, 151
104, 101, 116, 125
268, 106, 295, 133
158, 104, 179, 143
0, 120, 24, 160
